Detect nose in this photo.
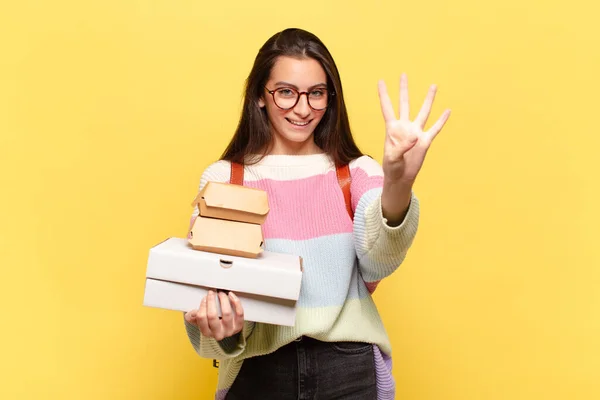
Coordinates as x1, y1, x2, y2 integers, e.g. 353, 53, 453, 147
293, 93, 311, 118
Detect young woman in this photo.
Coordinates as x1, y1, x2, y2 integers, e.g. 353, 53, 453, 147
183, 28, 451, 399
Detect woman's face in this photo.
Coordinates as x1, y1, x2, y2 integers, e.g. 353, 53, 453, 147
259, 56, 328, 153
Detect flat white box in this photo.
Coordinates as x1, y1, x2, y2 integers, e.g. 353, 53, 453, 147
143, 237, 303, 326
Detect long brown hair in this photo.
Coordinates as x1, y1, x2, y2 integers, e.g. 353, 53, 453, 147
220, 28, 363, 166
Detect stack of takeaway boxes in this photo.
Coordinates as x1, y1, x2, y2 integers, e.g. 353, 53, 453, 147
142, 182, 304, 326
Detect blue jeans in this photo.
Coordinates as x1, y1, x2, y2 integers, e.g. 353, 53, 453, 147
225, 336, 377, 399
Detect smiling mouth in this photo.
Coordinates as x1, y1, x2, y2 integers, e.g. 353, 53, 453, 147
286, 118, 311, 126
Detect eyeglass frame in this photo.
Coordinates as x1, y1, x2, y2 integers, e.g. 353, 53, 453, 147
264, 86, 335, 111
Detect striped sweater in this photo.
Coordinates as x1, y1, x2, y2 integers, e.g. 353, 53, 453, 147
183, 153, 420, 399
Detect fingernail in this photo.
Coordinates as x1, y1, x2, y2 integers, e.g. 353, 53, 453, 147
229, 292, 238, 300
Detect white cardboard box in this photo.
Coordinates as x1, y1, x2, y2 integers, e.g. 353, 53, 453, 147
143, 237, 303, 326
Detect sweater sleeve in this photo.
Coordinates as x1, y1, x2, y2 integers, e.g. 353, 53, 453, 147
184, 317, 255, 360
349, 156, 420, 288
183, 160, 256, 360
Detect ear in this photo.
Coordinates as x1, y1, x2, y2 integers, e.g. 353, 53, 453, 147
258, 97, 265, 108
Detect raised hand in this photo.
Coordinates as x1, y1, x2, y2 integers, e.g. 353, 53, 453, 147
378, 73, 451, 184
184, 290, 244, 341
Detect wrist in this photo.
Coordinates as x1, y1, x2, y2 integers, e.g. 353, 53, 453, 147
383, 175, 414, 189
381, 179, 413, 226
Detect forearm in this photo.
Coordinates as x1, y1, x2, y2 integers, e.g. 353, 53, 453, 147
381, 177, 413, 227
353, 190, 419, 283
348, 156, 420, 282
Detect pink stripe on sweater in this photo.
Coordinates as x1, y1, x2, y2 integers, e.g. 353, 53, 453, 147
350, 167, 384, 212
245, 171, 353, 240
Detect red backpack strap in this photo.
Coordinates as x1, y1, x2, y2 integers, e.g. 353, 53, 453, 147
336, 163, 353, 220
230, 161, 244, 185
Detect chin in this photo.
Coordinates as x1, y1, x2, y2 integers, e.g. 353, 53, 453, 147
283, 131, 314, 143
269, 116, 323, 149
275, 124, 315, 143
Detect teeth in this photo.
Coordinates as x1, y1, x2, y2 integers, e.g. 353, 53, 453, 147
288, 119, 309, 126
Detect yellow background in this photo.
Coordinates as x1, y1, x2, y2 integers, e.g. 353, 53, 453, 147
1, 0, 599, 399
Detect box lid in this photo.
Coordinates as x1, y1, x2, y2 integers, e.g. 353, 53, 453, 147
191, 182, 269, 225
146, 237, 303, 301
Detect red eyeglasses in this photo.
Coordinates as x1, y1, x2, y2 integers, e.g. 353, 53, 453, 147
264, 86, 334, 111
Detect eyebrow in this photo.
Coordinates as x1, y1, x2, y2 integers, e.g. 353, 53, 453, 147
273, 81, 328, 90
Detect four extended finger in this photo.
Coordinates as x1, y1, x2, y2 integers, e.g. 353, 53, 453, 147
416, 84, 437, 129
399, 73, 410, 122
427, 109, 452, 141
378, 80, 396, 122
